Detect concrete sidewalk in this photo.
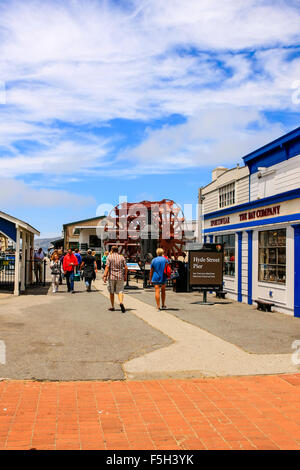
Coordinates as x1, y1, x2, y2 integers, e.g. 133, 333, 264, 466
124, 284, 300, 354
95, 280, 300, 379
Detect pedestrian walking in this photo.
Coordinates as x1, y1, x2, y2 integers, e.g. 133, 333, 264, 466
149, 248, 169, 311
74, 249, 82, 273
59, 251, 65, 285
34, 248, 44, 284
50, 249, 58, 261
103, 246, 128, 312
102, 251, 109, 271
80, 249, 97, 292
62, 249, 78, 293
50, 253, 61, 293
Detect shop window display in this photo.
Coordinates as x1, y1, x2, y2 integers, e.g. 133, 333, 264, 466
258, 229, 286, 284
215, 234, 235, 276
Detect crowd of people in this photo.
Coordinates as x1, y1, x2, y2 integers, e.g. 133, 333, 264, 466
49, 248, 98, 294
48, 246, 173, 313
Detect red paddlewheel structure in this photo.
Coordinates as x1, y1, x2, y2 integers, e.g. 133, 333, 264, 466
103, 199, 187, 259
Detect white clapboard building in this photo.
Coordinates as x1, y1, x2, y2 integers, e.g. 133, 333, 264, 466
201, 127, 300, 317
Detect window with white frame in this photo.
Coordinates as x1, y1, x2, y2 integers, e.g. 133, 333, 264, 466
219, 183, 235, 208
215, 234, 235, 276
258, 229, 286, 284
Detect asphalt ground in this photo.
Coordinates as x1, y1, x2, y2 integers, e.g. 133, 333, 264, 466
0, 270, 300, 381
127, 283, 300, 354
0, 277, 171, 381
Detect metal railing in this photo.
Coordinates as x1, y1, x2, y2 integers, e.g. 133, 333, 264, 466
0, 258, 15, 291
25, 259, 47, 287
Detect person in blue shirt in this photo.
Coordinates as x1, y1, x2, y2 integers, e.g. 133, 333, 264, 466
74, 249, 82, 273
150, 248, 169, 311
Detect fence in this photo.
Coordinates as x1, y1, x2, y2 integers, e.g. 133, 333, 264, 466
25, 259, 47, 287
0, 258, 15, 291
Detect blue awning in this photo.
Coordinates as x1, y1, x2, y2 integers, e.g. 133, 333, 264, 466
0, 217, 17, 242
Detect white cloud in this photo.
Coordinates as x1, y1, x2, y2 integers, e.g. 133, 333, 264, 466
0, 0, 299, 182
0, 0, 299, 123
117, 107, 285, 173
0, 123, 111, 177
0, 178, 95, 208
144, 0, 300, 50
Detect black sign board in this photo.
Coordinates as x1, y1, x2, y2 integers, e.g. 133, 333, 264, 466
188, 243, 223, 289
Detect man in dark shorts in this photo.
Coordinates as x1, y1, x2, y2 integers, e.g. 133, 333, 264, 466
80, 249, 97, 292
150, 247, 169, 311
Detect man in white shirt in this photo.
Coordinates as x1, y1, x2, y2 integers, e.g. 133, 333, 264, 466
34, 248, 44, 284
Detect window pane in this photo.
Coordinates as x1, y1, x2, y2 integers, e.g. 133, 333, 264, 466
268, 248, 276, 264
223, 235, 229, 245
219, 234, 235, 277
258, 229, 286, 284
259, 248, 267, 264
268, 231, 277, 246
259, 231, 267, 246
277, 266, 286, 283
278, 230, 286, 246
278, 247, 286, 265
219, 183, 235, 208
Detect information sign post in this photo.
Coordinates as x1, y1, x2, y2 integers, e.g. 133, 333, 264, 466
188, 243, 224, 305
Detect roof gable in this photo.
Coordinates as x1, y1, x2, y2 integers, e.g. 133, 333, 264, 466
242, 126, 300, 174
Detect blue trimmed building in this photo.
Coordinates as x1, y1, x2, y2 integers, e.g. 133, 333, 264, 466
201, 127, 300, 317
0, 211, 40, 295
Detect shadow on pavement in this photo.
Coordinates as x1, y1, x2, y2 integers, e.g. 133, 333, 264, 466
23, 282, 51, 295
108, 308, 137, 312
161, 308, 180, 311
190, 301, 233, 305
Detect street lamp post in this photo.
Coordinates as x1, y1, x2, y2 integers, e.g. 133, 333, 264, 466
197, 187, 205, 243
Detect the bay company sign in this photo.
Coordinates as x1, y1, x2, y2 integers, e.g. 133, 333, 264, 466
239, 205, 280, 222
209, 204, 281, 227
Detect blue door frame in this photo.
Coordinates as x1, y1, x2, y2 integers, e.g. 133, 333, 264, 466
237, 232, 243, 302
247, 230, 253, 305
292, 224, 300, 318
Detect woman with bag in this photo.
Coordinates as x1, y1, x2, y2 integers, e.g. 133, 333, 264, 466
149, 248, 170, 311
50, 252, 61, 293
80, 249, 97, 292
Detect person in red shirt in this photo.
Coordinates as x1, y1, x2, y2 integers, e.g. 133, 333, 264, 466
63, 249, 78, 293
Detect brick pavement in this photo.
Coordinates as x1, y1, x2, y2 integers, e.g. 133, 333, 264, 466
1, 374, 300, 450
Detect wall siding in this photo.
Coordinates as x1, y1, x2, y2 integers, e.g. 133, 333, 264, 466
203, 191, 219, 214
250, 154, 300, 200
203, 169, 250, 215
237, 177, 250, 204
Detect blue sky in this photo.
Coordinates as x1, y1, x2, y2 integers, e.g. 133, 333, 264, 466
0, 0, 300, 237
